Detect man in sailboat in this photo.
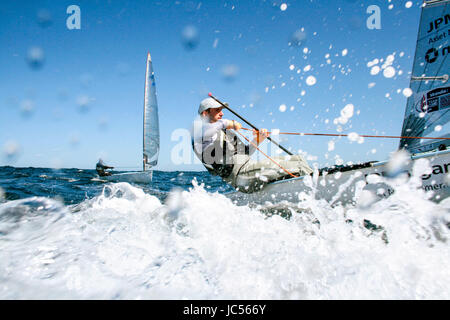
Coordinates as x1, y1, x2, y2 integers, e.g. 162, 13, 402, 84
96, 158, 114, 177
192, 97, 313, 192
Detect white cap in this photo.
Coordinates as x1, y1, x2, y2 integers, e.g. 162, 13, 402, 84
198, 97, 222, 114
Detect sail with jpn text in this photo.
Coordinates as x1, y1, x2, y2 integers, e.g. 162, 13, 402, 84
399, 0, 450, 153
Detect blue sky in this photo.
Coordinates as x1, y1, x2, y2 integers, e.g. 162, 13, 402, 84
0, 0, 424, 171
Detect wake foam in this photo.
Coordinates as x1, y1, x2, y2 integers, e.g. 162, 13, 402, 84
0, 180, 448, 299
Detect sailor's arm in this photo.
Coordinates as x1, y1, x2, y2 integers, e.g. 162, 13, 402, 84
226, 120, 269, 145
226, 120, 242, 130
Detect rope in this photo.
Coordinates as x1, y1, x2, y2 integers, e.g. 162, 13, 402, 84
233, 126, 450, 180
240, 127, 450, 140
234, 129, 299, 178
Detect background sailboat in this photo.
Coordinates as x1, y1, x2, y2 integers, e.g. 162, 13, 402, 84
103, 52, 160, 183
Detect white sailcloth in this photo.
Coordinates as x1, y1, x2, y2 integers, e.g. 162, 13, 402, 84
143, 52, 160, 171
399, 0, 450, 153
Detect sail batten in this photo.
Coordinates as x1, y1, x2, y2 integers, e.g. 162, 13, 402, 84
143, 53, 160, 171
399, 0, 450, 153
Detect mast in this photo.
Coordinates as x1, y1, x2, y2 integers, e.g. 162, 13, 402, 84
399, 0, 450, 153
142, 52, 160, 171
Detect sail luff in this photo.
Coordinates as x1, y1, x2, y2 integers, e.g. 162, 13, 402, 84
399, 2, 427, 150
143, 52, 160, 171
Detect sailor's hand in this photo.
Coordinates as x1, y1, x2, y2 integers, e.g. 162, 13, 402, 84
231, 120, 242, 130
253, 128, 269, 143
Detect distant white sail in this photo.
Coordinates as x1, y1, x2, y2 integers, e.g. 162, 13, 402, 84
399, 0, 450, 153
143, 52, 160, 171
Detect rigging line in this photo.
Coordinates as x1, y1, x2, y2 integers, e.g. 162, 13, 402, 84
234, 129, 299, 178
424, 0, 450, 5
411, 75, 449, 81
240, 127, 450, 140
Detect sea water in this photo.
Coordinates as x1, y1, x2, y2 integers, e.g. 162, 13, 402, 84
0, 166, 448, 299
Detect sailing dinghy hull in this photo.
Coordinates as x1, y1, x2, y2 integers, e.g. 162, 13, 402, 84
103, 171, 153, 184
227, 150, 450, 206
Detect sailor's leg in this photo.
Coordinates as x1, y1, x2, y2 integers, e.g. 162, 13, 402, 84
229, 155, 274, 193
236, 155, 313, 186
223, 154, 257, 192
271, 155, 313, 176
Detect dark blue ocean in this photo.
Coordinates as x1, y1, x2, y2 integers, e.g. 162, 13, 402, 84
0, 166, 449, 299
0, 166, 233, 205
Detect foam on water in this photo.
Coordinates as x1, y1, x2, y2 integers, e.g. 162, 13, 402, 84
0, 178, 449, 299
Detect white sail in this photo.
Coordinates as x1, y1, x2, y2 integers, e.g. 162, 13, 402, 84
399, 0, 450, 153
143, 52, 160, 171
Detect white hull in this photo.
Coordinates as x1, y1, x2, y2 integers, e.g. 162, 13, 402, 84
102, 171, 153, 184
227, 150, 450, 206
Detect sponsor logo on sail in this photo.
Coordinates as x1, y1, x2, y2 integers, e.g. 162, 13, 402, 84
427, 14, 450, 33
414, 87, 450, 113
425, 45, 449, 63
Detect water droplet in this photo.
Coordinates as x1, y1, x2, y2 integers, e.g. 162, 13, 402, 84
3, 140, 20, 162
290, 29, 307, 47
280, 3, 287, 11
37, 9, 52, 28
26, 46, 45, 70
221, 64, 239, 82
341, 103, 354, 119
386, 149, 410, 177
405, 1, 413, 8
98, 117, 109, 131
181, 25, 199, 50
76, 95, 93, 113
20, 99, 34, 118
402, 88, 413, 97
306, 75, 316, 86
367, 59, 379, 67
279, 104, 287, 112
347, 132, 359, 142
328, 140, 335, 151
370, 66, 380, 75
383, 66, 396, 78
212, 38, 219, 49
